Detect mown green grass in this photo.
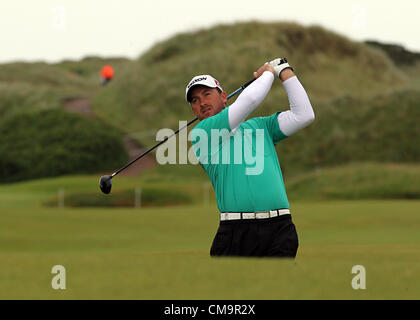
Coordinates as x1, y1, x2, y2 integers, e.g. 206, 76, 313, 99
1, 200, 419, 299
1, 164, 420, 299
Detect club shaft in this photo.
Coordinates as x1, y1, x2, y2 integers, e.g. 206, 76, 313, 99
111, 77, 257, 178
112, 117, 198, 177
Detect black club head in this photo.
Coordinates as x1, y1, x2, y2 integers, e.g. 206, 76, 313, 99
99, 175, 112, 194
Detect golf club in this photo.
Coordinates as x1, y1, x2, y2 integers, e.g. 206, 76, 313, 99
99, 77, 257, 194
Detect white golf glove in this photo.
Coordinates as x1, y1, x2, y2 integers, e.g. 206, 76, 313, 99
266, 58, 293, 78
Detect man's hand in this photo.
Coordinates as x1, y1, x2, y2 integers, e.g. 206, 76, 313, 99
266, 58, 294, 81
253, 63, 275, 79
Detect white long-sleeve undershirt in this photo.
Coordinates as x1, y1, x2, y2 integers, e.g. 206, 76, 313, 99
278, 76, 315, 136
228, 71, 274, 131
228, 71, 315, 136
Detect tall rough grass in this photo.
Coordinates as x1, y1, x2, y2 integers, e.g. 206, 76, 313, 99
92, 21, 406, 144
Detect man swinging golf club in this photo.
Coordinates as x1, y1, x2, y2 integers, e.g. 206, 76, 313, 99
186, 58, 315, 258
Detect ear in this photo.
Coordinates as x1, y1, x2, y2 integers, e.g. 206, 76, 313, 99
220, 91, 227, 106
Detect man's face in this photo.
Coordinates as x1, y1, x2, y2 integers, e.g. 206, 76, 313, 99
190, 85, 227, 120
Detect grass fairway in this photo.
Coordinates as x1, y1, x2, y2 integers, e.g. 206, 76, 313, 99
1, 200, 420, 299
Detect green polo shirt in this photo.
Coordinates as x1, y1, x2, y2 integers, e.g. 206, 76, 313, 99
191, 107, 289, 212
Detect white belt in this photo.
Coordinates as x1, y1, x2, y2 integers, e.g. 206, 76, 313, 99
220, 209, 290, 221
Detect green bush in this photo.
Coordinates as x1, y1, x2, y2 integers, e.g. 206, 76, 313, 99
0, 109, 129, 183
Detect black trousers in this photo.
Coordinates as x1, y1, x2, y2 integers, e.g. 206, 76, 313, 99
210, 214, 298, 258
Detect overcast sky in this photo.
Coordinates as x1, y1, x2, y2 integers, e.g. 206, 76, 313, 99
1, 0, 419, 63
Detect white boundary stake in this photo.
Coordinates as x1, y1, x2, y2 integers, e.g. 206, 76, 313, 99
135, 187, 142, 208
58, 188, 64, 208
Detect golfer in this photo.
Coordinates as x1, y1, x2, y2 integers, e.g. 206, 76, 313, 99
186, 58, 315, 258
